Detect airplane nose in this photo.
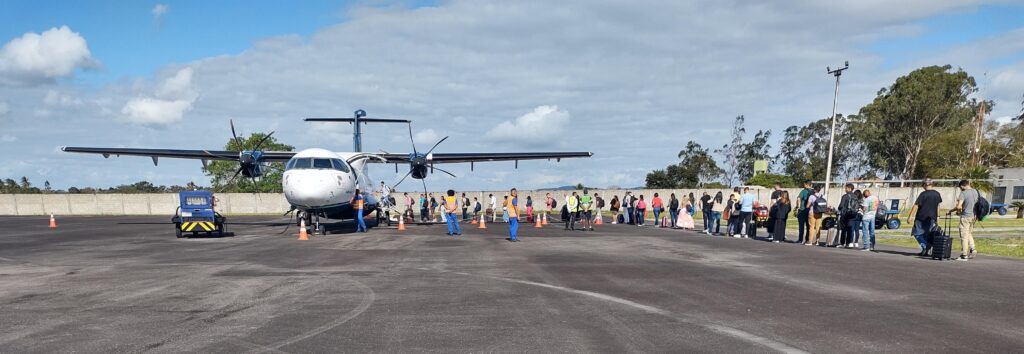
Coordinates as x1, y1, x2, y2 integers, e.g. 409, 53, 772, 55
285, 173, 337, 207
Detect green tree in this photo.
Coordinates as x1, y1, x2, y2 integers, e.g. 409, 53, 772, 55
737, 129, 771, 183
855, 65, 978, 180
778, 115, 864, 183
714, 115, 746, 186
204, 132, 294, 192
645, 141, 722, 188
745, 173, 796, 188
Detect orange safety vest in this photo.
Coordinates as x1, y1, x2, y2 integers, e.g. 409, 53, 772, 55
506, 197, 518, 217
354, 196, 364, 210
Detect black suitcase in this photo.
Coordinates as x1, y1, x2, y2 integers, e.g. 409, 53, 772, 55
930, 217, 954, 260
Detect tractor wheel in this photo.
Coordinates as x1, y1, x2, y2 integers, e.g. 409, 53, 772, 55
999, 207, 1008, 216
887, 218, 901, 230
175, 226, 183, 238
217, 224, 225, 237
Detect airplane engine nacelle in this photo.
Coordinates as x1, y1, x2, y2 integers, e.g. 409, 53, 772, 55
240, 163, 263, 178
411, 164, 428, 179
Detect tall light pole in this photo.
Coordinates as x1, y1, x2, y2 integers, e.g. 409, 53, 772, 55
823, 61, 849, 204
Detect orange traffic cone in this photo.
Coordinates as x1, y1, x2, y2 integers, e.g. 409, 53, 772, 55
479, 215, 487, 229
594, 214, 603, 225
471, 216, 478, 224
542, 213, 549, 225
535, 214, 543, 228
398, 215, 406, 231
298, 219, 309, 240
49, 214, 57, 228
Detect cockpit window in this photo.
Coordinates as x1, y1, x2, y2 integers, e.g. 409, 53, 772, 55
287, 158, 311, 170
312, 158, 333, 169
331, 159, 350, 172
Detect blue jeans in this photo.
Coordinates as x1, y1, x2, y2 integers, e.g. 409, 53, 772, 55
912, 219, 934, 251
669, 210, 679, 227
509, 218, 519, 240
653, 208, 662, 226
861, 216, 875, 249
446, 212, 461, 235
796, 209, 809, 243
626, 207, 635, 224
356, 209, 367, 232
710, 211, 722, 233
848, 217, 861, 245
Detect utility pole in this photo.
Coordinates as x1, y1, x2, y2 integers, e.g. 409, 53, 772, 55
970, 100, 986, 168
823, 61, 849, 204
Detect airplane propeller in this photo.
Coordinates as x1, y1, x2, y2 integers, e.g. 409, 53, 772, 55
216, 119, 276, 192
392, 123, 456, 197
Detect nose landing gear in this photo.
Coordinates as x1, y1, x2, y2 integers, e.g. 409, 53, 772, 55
297, 210, 327, 235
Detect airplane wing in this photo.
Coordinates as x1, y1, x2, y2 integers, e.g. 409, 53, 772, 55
62, 147, 296, 163
378, 152, 593, 164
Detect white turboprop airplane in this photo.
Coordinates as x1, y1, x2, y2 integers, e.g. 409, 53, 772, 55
63, 110, 592, 233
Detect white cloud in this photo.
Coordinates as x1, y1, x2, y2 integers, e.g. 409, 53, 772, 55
121, 67, 199, 125
0, 26, 97, 83
413, 128, 441, 146
0, 134, 15, 143
152, 4, 169, 20
43, 90, 82, 106
485, 105, 570, 145
0, 101, 8, 116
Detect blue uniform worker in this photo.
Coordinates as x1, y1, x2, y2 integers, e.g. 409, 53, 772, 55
443, 190, 462, 236
353, 189, 367, 232
507, 188, 520, 242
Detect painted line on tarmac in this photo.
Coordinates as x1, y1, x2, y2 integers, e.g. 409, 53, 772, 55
250, 276, 376, 354
434, 268, 809, 354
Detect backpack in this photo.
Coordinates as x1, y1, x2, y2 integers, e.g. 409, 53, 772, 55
842, 194, 859, 216
597, 197, 605, 209
551, 200, 558, 209
813, 197, 827, 214
974, 192, 990, 221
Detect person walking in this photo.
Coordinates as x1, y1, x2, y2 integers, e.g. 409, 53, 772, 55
795, 180, 812, 245
806, 186, 824, 246
442, 190, 462, 236
861, 189, 879, 251
506, 188, 521, 242
850, 190, 864, 248
623, 192, 635, 225
610, 195, 621, 223
461, 193, 470, 221
636, 195, 647, 226
526, 195, 534, 222
836, 184, 856, 247
580, 189, 595, 231
419, 193, 428, 222
771, 191, 792, 243
739, 187, 755, 238
566, 191, 580, 230
353, 188, 367, 233
545, 192, 554, 220
952, 180, 979, 261
502, 195, 510, 223
489, 193, 497, 222
710, 192, 725, 235
473, 197, 482, 220
668, 193, 680, 229
700, 192, 712, 233
726, 189, 740, 236
429, 193, 439, 221
595, 193, 605, 224
651, 193, 664, 227
907, 179, 943, 256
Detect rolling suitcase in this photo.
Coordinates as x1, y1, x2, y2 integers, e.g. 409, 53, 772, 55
930, 217, 954, 261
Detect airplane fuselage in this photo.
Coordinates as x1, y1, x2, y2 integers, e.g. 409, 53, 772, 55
282, 148, 378, 220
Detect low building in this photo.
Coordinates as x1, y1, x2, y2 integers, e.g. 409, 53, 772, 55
991, 168, 1024, 205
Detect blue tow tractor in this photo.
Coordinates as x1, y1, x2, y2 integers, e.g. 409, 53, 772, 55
875, 198, 903, 230
172, 191, 226, 238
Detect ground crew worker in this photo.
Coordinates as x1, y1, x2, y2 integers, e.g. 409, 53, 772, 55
507, 188, 520, 242
353, 188, 367, 232
443, 189, 462, 236
580, 189, 595, 231
566, 191, 580, 231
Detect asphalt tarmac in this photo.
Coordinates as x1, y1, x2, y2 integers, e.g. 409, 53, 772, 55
1, 215, 1023, 353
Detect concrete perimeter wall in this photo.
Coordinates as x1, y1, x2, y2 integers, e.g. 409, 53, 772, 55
0, 186, 973, 216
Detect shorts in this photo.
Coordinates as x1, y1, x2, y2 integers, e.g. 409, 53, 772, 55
583, 210, 593, 220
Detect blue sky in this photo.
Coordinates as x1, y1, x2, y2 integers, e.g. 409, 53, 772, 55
1, 1, 1024, 190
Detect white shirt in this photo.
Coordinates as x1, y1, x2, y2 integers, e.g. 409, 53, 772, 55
489, 196, 496, 209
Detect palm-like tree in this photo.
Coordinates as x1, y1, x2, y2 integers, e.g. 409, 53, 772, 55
1012, 201, 1024, 219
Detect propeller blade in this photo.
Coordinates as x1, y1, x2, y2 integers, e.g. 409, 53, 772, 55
406, 123, 418, 155
393, 170, 414, 189
230, 119, 244, 151
425, 136, 449, 156
433, 167, 457, 178
252, 130, 276, 151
